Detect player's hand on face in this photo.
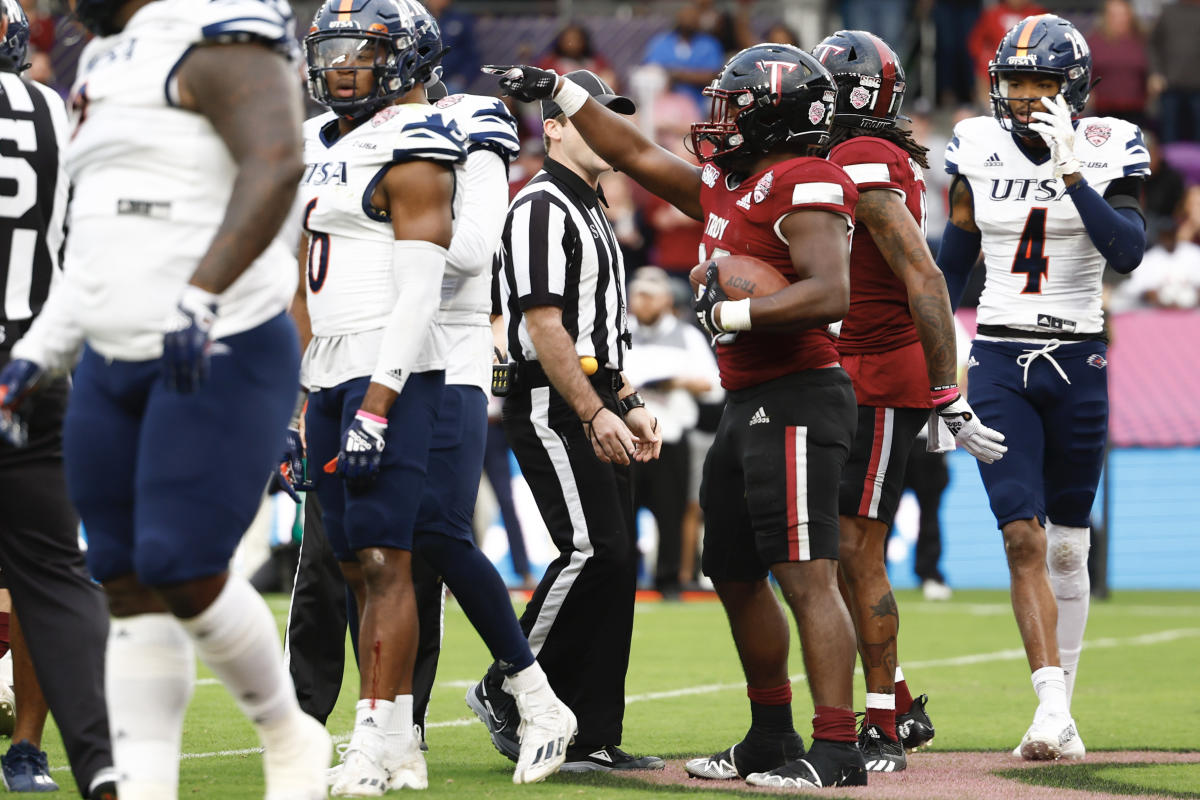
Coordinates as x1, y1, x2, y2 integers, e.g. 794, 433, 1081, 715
162, 285, 219, 393
1029, 95, 1081, 179
0, 358, 43, 448
334, 410, 388, 492
480, 64, 559, 103
935, 393, 1007, 464
693, 262, 731, 342
624, 406, 662, 462
584, 407, 635, 466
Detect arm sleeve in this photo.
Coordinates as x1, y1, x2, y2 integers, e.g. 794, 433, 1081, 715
510, 196, 571, 309
1066, 177, 1146, 274
936, 221, 982, 311
370, 240, 448, 394
445, 150, 509, 279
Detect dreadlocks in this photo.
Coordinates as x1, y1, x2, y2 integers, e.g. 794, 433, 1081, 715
824, 124, 930, 170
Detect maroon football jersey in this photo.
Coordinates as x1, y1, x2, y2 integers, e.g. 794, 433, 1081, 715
698, 156, 858, 392
829, 136, 928, 356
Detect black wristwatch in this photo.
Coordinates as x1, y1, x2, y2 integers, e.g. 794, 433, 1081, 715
617, 392, 645, 417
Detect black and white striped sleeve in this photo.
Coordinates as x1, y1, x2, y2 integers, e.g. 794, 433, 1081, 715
509, 195, 573, 310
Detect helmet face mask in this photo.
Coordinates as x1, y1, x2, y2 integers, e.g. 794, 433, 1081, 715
688, 44, 837, 172
988, 14, 1091, 134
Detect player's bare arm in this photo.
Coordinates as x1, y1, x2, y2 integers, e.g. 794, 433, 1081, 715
357, 158, 455, 419
524, 305, 635, 466
291, 232, 313, 353
946, 175, 979, 234
176, 43, 304, 293
857, 188, 957, 387
717, 209, 850, 330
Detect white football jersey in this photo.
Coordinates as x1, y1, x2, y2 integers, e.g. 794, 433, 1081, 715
946, 115, 1149, 336
299, 104, 467, 390
430, 92, 519, 390
64, 0, 300, 361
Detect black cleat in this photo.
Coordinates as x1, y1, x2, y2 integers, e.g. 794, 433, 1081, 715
684, 733, 806, 780
559, 744, 665, 772
745, 739, 867, 789
897, 694, 936, 751
465, 667, 520, 762
858, 722, 907, 772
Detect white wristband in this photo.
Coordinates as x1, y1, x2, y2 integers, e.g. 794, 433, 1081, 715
552, 77, 591, 117
718, 298, 752, 331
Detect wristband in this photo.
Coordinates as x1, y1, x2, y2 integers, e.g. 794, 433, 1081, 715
718, 298, 752, 331
618, 392, 645, 416
930, 385, 959, 406
356, 409, 388, 426
552, 77, 591, 117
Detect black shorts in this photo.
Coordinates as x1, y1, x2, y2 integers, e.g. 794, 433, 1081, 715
838, 406, 928, 527
700, 368, 856, 582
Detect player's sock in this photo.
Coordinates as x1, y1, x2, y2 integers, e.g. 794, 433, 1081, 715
352, 698, 394, 761
893, 666, 914, 715
177, 574, 304, 749
1046, 522, 1090, 707
812, 705, 858, 743
865, 692, 897, 739
1031, 666, 1069, 718
385, 694, 414, 752
746, 684, 796, 743
105, 613, 194, 800
416, 533, 534, 674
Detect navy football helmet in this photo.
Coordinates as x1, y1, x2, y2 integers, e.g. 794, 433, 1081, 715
305, 0, 421, 120
812, 30, 906, 131
689, 43, 838, 171
395, 0, 444, 86
69, 0, 124, 37
988, 14, 1092, 134
0, 0, 30, 72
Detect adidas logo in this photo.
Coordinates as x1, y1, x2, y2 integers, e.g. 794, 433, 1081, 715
967, 355, 979, 369
985, 152, 1003, 167
736, 191, 752, 210
749, 406, 770, 426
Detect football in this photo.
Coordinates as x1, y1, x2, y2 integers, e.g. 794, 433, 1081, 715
688, 255, 790, 301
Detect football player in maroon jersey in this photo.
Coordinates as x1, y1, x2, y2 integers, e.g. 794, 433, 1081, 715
814, 30, 1005, 771
485, 44, 870, 789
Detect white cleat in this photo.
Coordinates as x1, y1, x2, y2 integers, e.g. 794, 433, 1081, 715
512, 691, 577, 784
1015, 713, 1086, 761
330, 748, 389, 797
264, 713, 333, 800
383, 725, 428, 790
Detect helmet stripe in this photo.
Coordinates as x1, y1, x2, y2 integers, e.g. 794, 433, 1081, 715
864, 33, 895, 122
1014, 16, 1041, 57
337, 0, 354, 22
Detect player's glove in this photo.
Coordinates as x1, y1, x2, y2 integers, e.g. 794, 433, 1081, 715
480, 64, 559, 103
273, 426, 313, 503
1029, 95, 1081, 180
0, 358, 42, 448
334, 410, 388, 493
162, 285, 219, 393
935, 393, 1008, 464
692, 262, 735, 343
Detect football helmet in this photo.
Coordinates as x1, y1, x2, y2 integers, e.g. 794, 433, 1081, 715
0, 0, 29, 72
305, 0, 420, 120
689, 43, 838, 171
988, 14, 1092, 134
69, 0, 123, 37
395, 0, 444, 86
812, 30, 906, 130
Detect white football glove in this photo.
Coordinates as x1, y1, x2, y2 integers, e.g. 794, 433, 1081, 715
1030, 95, 1081, 179
935, 394, 1008, 464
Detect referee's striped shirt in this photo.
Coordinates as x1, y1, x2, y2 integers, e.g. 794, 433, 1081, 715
496, 157, 628, 370
0, 72, 68, 343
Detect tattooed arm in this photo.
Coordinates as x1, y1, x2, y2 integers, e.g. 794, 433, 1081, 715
856, 188, 958, 389
175, 43, 305, 293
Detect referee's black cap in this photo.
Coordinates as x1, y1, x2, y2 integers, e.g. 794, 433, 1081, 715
541, 70, 636, 120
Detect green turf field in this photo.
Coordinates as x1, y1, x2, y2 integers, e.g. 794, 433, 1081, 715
26, 589, 1200, 797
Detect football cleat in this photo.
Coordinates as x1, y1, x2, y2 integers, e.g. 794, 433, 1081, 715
383, 725, 428, 790
511, 688, 576, 784
559, 744, 665, 772
329, 748, 389, 797
897, 693, 936, 751
466, 673, 520, 762
263, 712, 332, 800
685, 733, 806, 780
858, 722, 907, 772
1016, 713, 1086, 761
0, 682, 14, 738
1, 740, 59, 793
745, 740, 867, 789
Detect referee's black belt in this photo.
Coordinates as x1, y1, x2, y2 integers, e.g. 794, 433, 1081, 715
515, 360, 623, 394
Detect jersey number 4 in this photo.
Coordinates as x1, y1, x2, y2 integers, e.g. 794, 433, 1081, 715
1011, 207, 1048, 294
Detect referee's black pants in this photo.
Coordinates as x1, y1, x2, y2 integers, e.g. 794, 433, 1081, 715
0, 377, 112, 795
502, 373, 637, 749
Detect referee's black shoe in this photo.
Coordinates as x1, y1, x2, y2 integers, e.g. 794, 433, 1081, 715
466, 668, 520, 762
559, 744, 665, 772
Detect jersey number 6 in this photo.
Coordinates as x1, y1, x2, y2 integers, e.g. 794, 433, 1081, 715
302, 198, 329, 294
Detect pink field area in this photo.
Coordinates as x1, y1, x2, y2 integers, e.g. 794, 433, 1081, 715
614, 751, 1200, 799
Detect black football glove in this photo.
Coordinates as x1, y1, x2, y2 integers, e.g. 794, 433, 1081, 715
480, 64, 559, 103
693, 262, 730, 340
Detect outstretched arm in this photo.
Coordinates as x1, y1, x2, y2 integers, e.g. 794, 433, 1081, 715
857, 188, 957, 388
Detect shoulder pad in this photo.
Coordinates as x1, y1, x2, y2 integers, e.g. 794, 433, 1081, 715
197, 0, 297, 58
434, 93, 519, 162
370, 106, 468, 165
830, 137, 908, 190
944, 116, 995, 175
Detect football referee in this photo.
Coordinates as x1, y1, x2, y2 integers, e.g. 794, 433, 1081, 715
472, 70, 664, 772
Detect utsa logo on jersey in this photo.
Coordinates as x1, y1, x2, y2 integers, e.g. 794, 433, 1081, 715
303, 161, 348, 186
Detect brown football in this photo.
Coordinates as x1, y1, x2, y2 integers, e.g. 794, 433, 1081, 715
689, 255, 790, 301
